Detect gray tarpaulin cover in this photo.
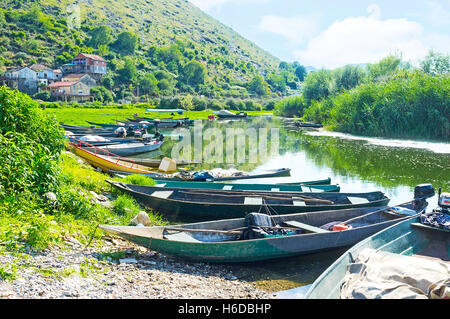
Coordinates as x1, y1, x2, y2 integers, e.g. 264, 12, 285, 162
340, 248, 450, 299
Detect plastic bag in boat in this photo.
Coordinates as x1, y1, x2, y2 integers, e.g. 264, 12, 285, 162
192, 170, 215, 181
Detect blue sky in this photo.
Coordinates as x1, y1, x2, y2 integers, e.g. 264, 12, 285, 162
188, 0, 450, 69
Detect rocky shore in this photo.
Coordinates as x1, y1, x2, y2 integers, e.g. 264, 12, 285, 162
0, 236, 274, 299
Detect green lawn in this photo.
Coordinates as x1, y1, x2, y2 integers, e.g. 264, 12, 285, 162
43, 107, 272, 126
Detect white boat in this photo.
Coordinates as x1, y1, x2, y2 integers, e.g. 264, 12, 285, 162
82, 140, 163, 157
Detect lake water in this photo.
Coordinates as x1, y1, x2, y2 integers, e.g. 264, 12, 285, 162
140, 116, 450, 293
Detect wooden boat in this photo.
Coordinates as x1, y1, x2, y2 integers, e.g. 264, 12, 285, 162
126, 117, 193, 125
152, 180, 340, 192
305, 188, 449, 299
66, 135, 157, 146
98, 198, 428, 263
116, 120, 184, 128
62, 124, 136, 134
106, 180, 390, 221
81, 140, 163, 157
85, 121, 129, 128
69, 141, 286, 182
66, 131, 142, 138
67, 142, 163, 175
280, 177, 331, 186
296, 121, 323, 128
111, 167, 291, 182
215, 110, 247, 119
146, 108, 184, 115
119, 158, 202, 168
304, 215, 449, 299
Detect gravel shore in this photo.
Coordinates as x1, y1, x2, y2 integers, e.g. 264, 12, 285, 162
0, 236, 275, 299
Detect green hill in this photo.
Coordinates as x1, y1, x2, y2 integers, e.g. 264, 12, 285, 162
0, 0, 304, 101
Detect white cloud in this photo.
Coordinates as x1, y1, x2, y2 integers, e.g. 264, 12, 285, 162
293, 5, 438, 69
255, 14, 322, 46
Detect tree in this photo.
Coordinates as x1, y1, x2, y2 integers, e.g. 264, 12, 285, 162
182, 60, 207, 87
110, 31, 138, 55
420, 50, 450, 76
155, 44, 184, 66
247, 75, 270, 96
33, 91, 51, 101
274, 95, 307, 118
90, 86, 114, 103
367, 54, 402, 81
295, 65, 307, 82
266, 73, 287, 93
115, 57, 137, 86
302, 69, 333, 105
0, 10, 5, 28
332, 65, 366, 93
157, 78, 172, 93
180, 94, 194, 113
139, 73, 158, 96
87, 25, 112, 48
279, 61, 290, 70
101, 75, 114, 90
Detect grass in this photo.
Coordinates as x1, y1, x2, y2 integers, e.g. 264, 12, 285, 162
43, 107, 273, 126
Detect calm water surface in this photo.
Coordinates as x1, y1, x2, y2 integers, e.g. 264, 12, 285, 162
140, 116, 450, 292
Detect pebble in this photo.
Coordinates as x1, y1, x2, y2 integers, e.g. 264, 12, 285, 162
0, 238, 275, 299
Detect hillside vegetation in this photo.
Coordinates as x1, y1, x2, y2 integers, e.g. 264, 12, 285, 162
0, 0, 305, 102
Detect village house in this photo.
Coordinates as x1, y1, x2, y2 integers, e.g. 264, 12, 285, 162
61, 53, 107, 81
2, 53, 106, 100
48, 80, 92, 102
3, 64, 61, 94
53, 69, 63, 81
62, 73, 97, 88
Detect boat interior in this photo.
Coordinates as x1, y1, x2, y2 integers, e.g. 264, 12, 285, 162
103, 202, 424, 243
121, 183, 387, 206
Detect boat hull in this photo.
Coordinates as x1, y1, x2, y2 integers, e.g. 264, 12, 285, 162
304, 216, 450, 299
99, 201, 426, 263
68, 144, 159, 175
108, 181, 390, 222
83, 141, 163, 157
153, 180, 340, 192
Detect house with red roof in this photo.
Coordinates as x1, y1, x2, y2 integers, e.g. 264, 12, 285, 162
48, 80, 92, 102
62, 53, 107, 81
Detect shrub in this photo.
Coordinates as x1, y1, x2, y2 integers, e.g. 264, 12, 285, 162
0, 88, 65, 197
274, 95, 307, 118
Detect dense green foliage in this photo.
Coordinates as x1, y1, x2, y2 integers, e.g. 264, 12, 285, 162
305, 71, 450, 140
275, 53, 449, 141
0, 87, 65, 197
273, 95, 306, 118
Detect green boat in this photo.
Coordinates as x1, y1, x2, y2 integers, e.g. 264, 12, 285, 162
279, 177, 331, 186
107, 180, 390, 222
152, 180, 340, 193
111, 167, 291, 182
304, 188, 449, 299
99, 197, 429, 263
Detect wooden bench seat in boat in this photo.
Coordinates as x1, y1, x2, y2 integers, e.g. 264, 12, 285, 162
284, 220, 329, 233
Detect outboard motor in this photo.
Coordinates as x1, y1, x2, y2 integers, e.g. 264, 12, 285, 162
437, 188, 450, 214
413, 184, 435, 210
114, 126, 127, 137
414, 184, 435, 201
